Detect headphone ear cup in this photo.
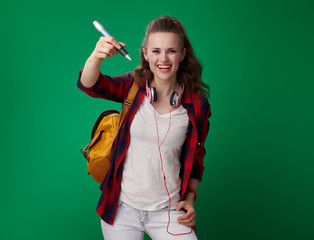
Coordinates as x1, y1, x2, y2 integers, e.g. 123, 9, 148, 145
170, 92, 179, 107
151, 87, 157, 102
146, 80, 157, 103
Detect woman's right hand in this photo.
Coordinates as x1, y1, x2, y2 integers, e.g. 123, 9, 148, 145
90, 36, 127, 63
81, 36, 126, 88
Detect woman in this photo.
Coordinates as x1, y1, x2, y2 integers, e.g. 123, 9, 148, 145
78, 15, 211, 240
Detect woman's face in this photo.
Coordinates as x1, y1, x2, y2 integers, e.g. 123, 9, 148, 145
144, 32, 186, 83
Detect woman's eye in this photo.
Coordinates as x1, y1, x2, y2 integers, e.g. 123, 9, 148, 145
169, 50, 177, 53
152, 50, 160, 53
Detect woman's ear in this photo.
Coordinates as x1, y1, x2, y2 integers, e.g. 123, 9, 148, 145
143, 48, 148, 61
181, 48, 186, 62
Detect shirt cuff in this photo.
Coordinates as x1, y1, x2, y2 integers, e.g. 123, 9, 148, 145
190, 167, 204, 182
77, 70, 102, 92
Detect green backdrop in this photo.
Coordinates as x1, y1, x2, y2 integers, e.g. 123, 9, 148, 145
1, 0, 313, 239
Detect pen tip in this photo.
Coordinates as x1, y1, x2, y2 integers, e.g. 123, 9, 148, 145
125, 55, 132, 61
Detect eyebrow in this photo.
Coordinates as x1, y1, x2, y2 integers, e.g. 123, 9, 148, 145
150, 47, 178, 50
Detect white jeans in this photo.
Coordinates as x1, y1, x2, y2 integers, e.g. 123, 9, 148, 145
101, 201, 198, 240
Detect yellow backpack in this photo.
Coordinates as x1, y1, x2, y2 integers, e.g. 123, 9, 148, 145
81, 82, 139, 183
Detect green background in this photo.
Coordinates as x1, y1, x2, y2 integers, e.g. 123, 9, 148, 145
1, 0, 313, 239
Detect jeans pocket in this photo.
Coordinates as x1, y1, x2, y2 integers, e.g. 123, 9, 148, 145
159, 206, 170, 212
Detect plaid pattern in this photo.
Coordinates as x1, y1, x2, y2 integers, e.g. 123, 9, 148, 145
77, 71, 211, 225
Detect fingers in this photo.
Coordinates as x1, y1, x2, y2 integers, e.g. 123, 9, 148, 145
175, 201, 185, 211
119, 42, 126, 48
97, 42, 117, 57
96, 38, 117, 57
176, 201, 196, 227
99, 36, 121, 49
177, 210, 196, 227
92, 37, 126, 61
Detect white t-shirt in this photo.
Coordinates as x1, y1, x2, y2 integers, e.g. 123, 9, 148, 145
120, 96, 189, 211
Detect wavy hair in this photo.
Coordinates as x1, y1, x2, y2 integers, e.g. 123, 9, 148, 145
132, 15, 209, 98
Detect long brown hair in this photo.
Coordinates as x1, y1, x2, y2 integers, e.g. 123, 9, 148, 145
132, 15, 210, 98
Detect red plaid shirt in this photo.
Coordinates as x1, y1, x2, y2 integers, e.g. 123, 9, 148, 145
77, 71, 211, 225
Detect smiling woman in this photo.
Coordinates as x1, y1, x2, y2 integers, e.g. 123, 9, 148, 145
77, 15, 211, 240
133, 16, 209, 98
143, 32, 185, 84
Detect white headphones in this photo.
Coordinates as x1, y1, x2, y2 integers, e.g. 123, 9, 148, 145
145, 80, 184, 107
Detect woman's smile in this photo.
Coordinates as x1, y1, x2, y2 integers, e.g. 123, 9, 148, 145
157, 64, 172, 73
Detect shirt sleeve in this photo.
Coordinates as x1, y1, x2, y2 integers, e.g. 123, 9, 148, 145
190, 97, 211, 181
77, 70, 133, 103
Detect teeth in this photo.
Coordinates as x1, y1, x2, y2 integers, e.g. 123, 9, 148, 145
158, 65, 171, 69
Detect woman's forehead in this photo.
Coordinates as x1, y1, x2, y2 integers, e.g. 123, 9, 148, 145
146, 32, 182, 48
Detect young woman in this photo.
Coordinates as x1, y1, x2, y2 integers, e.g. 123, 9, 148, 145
78, 15, 211, 240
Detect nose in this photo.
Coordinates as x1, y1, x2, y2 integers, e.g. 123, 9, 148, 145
161, 51, 169, 62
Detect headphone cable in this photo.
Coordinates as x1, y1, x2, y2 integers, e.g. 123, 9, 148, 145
153, 106, 192, 236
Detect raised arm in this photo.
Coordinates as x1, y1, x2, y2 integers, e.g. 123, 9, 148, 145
80, 36, 126, 88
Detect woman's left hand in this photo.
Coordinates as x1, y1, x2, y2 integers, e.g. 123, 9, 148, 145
175, 200, 196, 227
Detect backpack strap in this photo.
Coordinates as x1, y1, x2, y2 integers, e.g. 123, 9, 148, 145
118, 81, 139, 129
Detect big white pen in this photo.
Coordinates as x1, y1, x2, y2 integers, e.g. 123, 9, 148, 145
93, 20, 132, 61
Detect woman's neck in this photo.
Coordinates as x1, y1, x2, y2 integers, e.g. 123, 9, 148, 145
151, 77, 180, 98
